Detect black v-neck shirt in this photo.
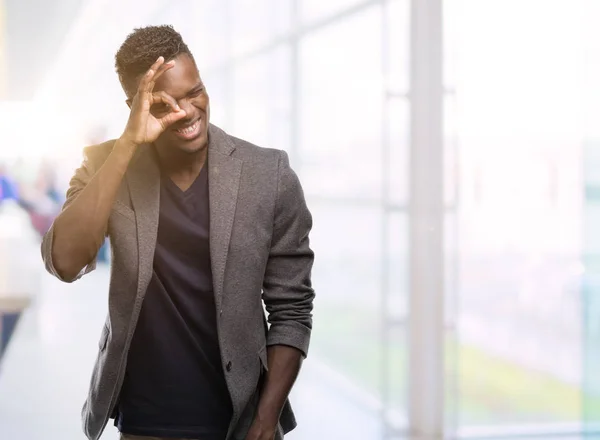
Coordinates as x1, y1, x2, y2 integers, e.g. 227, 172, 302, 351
115, 162, 233, 439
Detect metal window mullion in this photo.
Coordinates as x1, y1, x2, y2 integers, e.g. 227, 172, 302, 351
408, 0, 445, 438
222, 0, 235, 130
289, 0, 301, 167
205, 0, 386, 73
380, 0, 392, 434
0, 0, 6, 99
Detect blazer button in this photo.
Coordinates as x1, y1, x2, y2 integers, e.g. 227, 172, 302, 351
226, 361, 232, 372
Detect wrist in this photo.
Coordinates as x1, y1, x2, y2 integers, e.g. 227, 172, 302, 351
110, 137, 137, 172
116, 135, 139, 153
255, 406, 280, 429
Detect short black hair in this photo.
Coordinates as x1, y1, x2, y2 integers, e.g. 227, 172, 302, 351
115, 25, 194, 96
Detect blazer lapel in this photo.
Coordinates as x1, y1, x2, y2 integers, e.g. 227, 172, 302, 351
208, 125, 242, 308
127, 144, 161, 300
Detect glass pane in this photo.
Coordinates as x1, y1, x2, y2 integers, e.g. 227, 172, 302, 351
445, 212, 459, 326
582, 0, 600, 429
299, 5, 383, 199
385, 0, 410, 95
445, 94, 458, 208
446, 0, 589, 434
382, 213, 409, 430
231, 45, 292, 151
383, 324, 408, 432
300, 0, 365, 24
231, 0, 293, 56
308, 202, 407, 422
202, 69, 229, 129
581, 199, 600, 428
445, 212, 460, 433
387, 98, 409, 206
308, 202, 383, 404
443, 0, 460, 91
186, 0, 231, 69
385, 213, 409, 321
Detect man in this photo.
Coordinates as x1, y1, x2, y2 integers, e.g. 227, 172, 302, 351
41, 25, 314, 440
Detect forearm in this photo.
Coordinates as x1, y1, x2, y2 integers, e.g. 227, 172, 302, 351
256, 345, 303, 427
52, 139, 135, 279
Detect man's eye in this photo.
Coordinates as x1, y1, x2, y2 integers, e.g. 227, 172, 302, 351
151, 104, 168, 113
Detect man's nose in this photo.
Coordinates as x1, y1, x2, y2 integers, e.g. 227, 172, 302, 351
177, 98, 195, 114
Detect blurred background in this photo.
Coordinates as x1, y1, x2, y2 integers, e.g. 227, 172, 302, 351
1, 0, 600, 439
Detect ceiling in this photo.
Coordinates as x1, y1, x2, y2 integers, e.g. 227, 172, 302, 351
4, 0, 85, 100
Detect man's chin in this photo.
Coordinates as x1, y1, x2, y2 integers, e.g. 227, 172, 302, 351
173, 133, 208, 154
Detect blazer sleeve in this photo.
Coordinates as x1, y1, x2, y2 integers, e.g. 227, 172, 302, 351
262, 150, 315, 357
40, 146, 100, 283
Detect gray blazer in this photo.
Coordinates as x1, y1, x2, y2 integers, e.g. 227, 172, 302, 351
41, 124, 315, 440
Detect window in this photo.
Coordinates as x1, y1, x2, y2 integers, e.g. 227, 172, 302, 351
298, 3, 409, 435
299, 6, 383, 200
231, 0, 293, 56
445, 0, 593, 435
231, 45, 292, 151
300, 0, 366, 24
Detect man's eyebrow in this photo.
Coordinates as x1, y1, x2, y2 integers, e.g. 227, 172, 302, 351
187, 82, 205, 95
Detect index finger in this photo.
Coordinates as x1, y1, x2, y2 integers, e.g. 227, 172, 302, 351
137, 56, 166, 93
151, 91, 180, 112
147, 60, 176, 91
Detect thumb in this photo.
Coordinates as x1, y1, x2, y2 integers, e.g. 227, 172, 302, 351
159, 109, 187, 129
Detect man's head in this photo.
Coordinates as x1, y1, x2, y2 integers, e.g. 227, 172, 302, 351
115, 25, 210, 155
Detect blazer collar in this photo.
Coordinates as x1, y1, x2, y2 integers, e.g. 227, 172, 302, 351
126, 123, 242, 307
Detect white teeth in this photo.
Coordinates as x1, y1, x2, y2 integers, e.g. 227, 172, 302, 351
177, 120, 199, 134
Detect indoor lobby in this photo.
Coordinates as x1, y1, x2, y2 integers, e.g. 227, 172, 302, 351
1, 0, 599, 439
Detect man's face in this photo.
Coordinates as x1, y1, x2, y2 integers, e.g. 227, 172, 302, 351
143, 53, 210, 155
